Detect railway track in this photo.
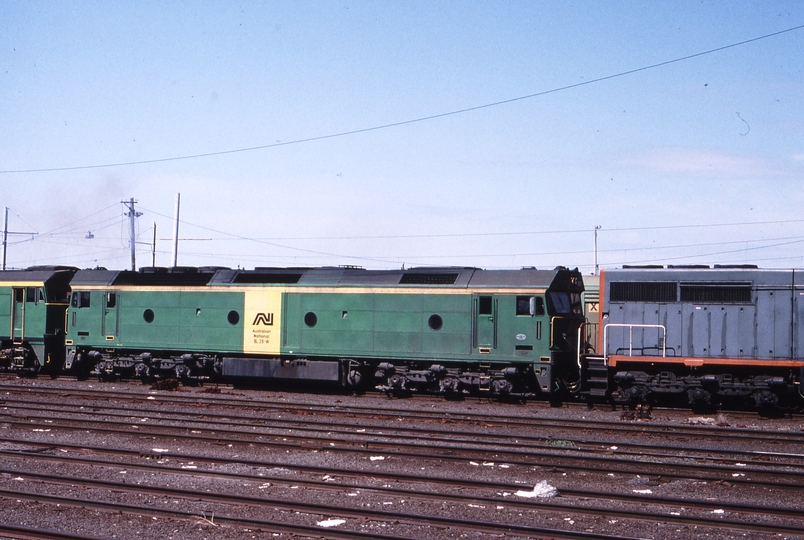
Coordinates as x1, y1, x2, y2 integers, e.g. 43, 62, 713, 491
3, 382, 802, 444
2, 413, 804, 491
2, 441, 804, 535
5, 393, 804, 457
1, 380, 803, 538
3, 383, 804, 467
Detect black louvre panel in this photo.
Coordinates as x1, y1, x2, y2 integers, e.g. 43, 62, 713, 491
609, 282, 677, 302
680, 283, 752, 303
233, 273, 303, 284
112, 272, 214, 286
399, 273, 459, 285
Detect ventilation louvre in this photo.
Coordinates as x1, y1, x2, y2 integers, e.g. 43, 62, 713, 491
680, 283, 752, 303
233, 273, 303, 284
399, 273, 459, 285
610, 282, 677, 302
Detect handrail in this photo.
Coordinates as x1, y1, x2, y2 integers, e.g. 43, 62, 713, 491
576, 321, 598, 368
602, 323, 666, 364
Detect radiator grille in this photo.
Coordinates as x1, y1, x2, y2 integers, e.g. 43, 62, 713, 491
609, 281, 677, 302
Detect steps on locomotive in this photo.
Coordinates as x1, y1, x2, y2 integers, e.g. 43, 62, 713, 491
13, 347, 26, 365
580, 355, 609, 398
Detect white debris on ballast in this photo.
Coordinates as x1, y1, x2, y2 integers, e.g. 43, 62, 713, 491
317, 519, 346, 527
514, 480, 557, 498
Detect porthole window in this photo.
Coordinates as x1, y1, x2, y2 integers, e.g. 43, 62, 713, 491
143, 309, 155, 323
228, 310, 240, 325
428, 314, 443, 331
304, 312, 318, 327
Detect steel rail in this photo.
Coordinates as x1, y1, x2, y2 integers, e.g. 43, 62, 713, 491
0, 523, 109, 540
4, 400, 804, 468
3, 447, 804, 523
0, 489, 417, 540
0, 480, 633, 540
3, 415, 803, 490
2, 459, 803, 538
2, 383, 802, 439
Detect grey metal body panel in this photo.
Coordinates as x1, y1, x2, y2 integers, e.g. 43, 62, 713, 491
602, 268, 801, 360
795, 271, 804, 358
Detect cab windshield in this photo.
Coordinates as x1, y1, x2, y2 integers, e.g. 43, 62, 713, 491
547, 291, 582, 315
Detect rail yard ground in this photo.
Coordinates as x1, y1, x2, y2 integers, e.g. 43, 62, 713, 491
0, 377, 803, 540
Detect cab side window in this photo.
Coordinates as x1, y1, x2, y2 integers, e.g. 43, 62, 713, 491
516, 296, 545, 316
26, 287, 41, 303
479, 296, 493, 315
71, 291, 91, 308
534, 297, 545, 316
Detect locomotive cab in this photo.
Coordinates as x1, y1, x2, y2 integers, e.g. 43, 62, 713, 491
543, 273, 586, 394
0, 267, 75, 375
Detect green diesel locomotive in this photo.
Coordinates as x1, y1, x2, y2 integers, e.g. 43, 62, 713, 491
64, 265, 585, 398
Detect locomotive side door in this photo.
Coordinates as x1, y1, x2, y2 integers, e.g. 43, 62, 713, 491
102, 292, 118, 341
474, 294, 497, 352
69, 291, 94, 336
11, 288, 24, 342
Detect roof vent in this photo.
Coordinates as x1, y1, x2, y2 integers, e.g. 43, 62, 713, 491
399, 273, 459, 285
233, 272, 303, 284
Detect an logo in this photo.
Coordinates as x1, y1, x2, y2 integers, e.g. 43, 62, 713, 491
252, 313, 274, 326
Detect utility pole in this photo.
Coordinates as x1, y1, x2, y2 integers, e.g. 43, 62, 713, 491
2, 207, 38, 271
594, 225, 601, 275
152, 222, 157, 267
2, 207, 7, 271
171, 193, 180, 267
122, 199, 142, 271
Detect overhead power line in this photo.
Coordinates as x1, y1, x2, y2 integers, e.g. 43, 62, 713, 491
137, 204, 804, 267
239, 219, 804, 241
138, 215, 804, 244
610, 238, 804, 266
2, 24, 803, 174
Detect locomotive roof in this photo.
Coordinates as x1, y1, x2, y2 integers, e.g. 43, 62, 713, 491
603, 267, 804, 286
0, 267, 77, 285
70, 268, 217, 287
211, 266, 579, 289
68, 266, 581, 290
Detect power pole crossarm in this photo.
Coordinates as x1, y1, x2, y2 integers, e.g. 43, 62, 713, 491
2, 207, 39, 271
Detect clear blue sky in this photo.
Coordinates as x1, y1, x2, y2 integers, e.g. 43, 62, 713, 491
1, 1, 803, 273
